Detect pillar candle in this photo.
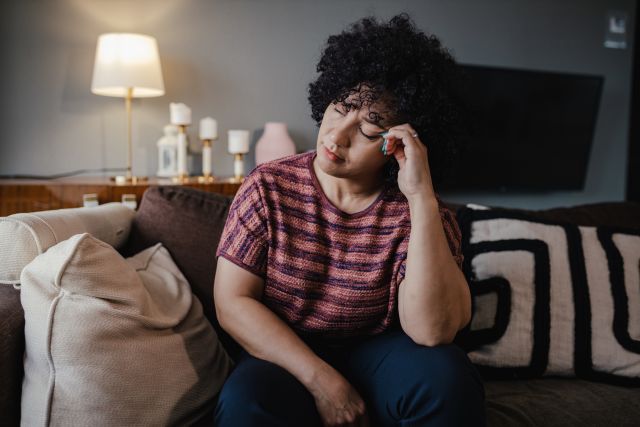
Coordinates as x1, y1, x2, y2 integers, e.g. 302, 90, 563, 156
170, 103, 191, 125
228, 130, 250, 153
200, 117, 217, 140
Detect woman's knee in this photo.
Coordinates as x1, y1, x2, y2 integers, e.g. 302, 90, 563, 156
352, 335, 486, 425
406, 343, 485, 399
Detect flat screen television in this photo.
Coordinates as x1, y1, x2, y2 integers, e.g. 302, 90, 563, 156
440, 64, 604, 192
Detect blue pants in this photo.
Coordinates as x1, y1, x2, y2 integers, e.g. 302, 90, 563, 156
215, 329, 486, 426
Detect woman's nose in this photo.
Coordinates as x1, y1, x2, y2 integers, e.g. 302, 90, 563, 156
324, 135, 347, 153
326, 125, 351, 149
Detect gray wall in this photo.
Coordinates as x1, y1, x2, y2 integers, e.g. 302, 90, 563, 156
0, 0, 635, 209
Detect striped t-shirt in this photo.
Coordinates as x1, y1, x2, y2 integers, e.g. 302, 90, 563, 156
216, 150, 463, 340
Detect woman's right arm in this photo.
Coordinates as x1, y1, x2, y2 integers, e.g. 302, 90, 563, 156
214, 256, 369, 427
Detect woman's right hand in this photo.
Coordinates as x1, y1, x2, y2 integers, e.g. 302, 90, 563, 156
308, 363, 370, 427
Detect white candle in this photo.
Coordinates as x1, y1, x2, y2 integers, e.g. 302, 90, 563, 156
200, 117, 217, 140
228, 130, 250, 153
177, 131, 188, 175
203, 144, 212, 176
170, 102, 191, 125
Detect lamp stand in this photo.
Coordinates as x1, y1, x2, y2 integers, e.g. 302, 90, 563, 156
112, 87, 148, 185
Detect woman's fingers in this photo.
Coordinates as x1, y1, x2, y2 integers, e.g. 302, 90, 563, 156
391, 138, 407, 168
385, 126, 421, 155
385, 125, 423, 170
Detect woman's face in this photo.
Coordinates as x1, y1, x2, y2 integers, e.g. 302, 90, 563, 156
315, 95, 395, 182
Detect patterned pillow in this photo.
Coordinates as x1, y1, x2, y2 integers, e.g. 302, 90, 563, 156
455, 205, 640, 386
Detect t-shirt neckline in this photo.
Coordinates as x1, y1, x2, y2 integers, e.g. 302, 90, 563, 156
308, 151, 388, 219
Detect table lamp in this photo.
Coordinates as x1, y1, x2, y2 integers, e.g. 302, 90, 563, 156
91, 33, 165, 183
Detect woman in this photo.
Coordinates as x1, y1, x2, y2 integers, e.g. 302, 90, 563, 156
213, 13, 485, 427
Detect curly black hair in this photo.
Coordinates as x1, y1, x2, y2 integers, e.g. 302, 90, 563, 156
308, 13, 470, 189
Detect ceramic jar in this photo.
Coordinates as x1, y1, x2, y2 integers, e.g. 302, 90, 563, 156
255, 122, 296, 165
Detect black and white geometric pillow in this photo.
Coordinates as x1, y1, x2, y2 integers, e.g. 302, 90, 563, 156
456, 205, 640, 386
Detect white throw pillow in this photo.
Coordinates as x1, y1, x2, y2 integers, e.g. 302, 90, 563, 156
20, 233, 233, 426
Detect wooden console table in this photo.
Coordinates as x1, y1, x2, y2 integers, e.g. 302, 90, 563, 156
0, 177, 242, 216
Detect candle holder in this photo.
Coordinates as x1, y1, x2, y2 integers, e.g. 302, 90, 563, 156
197, 137, 218, 183
173, 124, 190, 183
232, 153, 246, 183
227, 129, 250, 183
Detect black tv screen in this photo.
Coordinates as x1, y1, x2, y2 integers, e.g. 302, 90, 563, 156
440, 64, 604, 192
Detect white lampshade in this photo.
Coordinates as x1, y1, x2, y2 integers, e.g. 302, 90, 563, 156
91, 33, 164, 98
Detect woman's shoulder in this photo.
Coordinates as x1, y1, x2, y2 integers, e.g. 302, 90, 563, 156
245, 151, 314, 186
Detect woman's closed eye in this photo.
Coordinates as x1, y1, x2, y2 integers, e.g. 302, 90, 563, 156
358, 126, 382, 141
333, 107, 384, 141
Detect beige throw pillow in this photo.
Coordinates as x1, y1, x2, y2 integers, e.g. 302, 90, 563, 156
20, 233, 233, 426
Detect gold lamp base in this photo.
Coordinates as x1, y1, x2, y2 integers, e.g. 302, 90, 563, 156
107, 88, 149, 187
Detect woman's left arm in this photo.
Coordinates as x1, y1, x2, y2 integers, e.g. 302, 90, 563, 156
385, 125, 471, 346
398, 196, 471, 346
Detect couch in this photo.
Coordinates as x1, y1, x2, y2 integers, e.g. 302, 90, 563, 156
1, 185, 639, 426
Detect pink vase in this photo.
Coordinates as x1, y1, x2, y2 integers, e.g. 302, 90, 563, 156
255, 122, 297, 165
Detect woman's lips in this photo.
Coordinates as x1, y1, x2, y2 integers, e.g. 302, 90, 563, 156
323, 145, 344, 162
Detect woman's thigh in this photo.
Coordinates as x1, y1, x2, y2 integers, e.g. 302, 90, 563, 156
215, 352, 322, 427
340, 329, 486, 427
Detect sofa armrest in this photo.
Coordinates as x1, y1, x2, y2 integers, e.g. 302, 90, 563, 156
0, 284, 24, 426
0, 203, 136, 285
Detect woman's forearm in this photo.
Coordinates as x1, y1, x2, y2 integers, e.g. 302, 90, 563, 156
217, 295, 338, 391
398, 194, 471, 346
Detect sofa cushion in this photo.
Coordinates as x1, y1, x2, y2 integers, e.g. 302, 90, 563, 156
20, 233, 232, 426
485, 378, 640, 427
122, 186, 242, 359
0, 203, 135, 285
455, 203, 640, 386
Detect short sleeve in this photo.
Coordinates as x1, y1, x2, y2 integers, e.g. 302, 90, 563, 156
215, 172, 269, 278
397, 201, 464, 281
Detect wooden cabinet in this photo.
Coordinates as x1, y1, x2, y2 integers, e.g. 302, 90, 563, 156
0, 177, 242, 216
